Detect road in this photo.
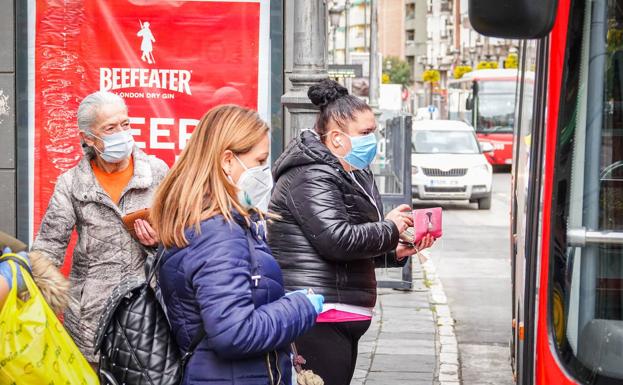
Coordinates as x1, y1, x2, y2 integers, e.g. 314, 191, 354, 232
415, 172, 514, 385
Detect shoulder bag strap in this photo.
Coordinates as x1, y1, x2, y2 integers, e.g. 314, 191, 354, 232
146, 246, 165, 283
0, 254, 33, 277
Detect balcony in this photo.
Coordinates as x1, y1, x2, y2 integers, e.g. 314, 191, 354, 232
440, 1, 452, 13
405, 40, 417, 57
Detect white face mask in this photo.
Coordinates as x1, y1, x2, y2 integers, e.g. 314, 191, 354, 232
90, 130, 134, 163
234, 155, 273, 212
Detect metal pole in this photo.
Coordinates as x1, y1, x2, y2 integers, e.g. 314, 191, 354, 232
345, 0, 350, 65
281, 0, 329, 144
363, 0, 368, 53
454, 0, 461, 66
579, 0, 607, 346
429, 82, 433, 119
368, 0, 379, 110
332, 26, 338, 64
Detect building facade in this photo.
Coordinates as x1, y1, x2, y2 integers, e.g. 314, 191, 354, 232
0, 0, 24, 238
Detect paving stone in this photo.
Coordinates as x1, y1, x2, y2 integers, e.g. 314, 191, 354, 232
376, 338, 434, 349
439, 352, 459, 365
438, 325, 455, 336
439, 372, 460, 382
435, 305, 452, 317
441, 343, 458, 354
439, 335, 457, 344
379, 332, 436, 342
437, 316, 455, 326
439, 363, 459, 375
431, 291, 448, 304
356, 357, 371, 371
352, 368, 367, 379
366, 371, 433, 382
369, 354, 436, 373
365, 380, 432, 385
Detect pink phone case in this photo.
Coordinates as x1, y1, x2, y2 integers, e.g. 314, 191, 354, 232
413, 207, 442, 243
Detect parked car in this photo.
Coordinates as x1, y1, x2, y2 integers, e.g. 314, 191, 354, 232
411, 120, 494, 209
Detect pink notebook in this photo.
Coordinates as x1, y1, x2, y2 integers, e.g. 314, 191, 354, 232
412, 207, 443, 243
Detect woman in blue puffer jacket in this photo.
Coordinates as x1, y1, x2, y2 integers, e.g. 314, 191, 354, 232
151, 105, 324, 385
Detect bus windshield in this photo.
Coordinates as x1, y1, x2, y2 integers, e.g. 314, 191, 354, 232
476, 81, 516, 134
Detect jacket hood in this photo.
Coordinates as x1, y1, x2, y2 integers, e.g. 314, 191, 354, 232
273, 129, 344, 181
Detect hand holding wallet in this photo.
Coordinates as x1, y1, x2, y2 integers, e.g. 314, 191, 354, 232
121, 208, 151, 240
399, 207, 443, 245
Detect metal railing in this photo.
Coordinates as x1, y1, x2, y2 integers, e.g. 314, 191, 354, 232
375, 114, 414, 289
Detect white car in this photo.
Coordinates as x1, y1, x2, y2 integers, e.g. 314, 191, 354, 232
411, 120, 494, 209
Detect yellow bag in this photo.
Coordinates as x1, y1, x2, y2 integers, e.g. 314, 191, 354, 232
0, 256, 99, 385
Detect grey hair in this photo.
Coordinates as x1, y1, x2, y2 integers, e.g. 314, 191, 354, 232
77, 91, 127, 133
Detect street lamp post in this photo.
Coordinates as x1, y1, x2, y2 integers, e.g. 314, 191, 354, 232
329, 5, 342, 64
281, 1, 329, 144
469, 47, 476, 68
368, 0, 379, 111
345, 0, 350, 65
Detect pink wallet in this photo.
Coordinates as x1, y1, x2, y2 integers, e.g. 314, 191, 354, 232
412, 207, 442, 243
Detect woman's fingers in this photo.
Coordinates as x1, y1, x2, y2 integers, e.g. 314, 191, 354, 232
143, 221, 158, 239
404, 214, 414, 226
416, 235, 433, 250
135, 220, 156, 245
395, 204, 412, 213
134, 220, 144, 240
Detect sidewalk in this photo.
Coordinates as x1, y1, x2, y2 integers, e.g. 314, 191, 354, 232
352, 256, 460, 385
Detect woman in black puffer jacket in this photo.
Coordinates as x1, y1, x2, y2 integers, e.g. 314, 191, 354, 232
268, 80, 434, 385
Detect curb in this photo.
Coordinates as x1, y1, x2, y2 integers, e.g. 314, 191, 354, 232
420, 250, 461, 385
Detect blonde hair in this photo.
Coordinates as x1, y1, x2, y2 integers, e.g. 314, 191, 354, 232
151, 105, 269, 248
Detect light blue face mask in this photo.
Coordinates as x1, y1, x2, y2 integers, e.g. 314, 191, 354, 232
337, 132, 378, 170
90, 130, 134, 163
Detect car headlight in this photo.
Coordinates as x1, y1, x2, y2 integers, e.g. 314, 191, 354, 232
471, 164, 490, 173
412, 165, 420, 174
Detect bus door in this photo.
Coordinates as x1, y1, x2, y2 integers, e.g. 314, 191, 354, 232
510, 39, 544, 385
544, 0, 623, 382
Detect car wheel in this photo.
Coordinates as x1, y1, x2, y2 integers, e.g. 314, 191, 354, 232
478, 194, 492, 210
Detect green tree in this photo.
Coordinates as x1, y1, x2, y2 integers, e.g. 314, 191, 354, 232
382, 56, 412, 87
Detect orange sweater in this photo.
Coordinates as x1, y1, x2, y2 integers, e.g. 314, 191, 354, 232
91, 157, 134, 204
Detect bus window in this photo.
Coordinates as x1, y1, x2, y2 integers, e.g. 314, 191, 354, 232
477, 82, 517, 134
551, 0, 623, 382
447, 86, 472, 125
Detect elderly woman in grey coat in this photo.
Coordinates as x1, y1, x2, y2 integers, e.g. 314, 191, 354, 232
31, 91, 168, 364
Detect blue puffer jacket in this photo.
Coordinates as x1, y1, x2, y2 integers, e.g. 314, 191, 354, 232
158, 212, 318, 385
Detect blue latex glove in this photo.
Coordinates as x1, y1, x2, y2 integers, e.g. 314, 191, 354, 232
0, 247, 30, 293
285, 289, 325, 314
285, 289, 307, 297
306, 293, 324, 314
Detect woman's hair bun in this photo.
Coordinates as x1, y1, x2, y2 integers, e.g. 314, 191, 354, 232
308, 79, 349, 108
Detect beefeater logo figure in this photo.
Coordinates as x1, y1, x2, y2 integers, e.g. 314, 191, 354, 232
137, 20, 156, 64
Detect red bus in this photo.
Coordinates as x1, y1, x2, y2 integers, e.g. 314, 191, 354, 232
448, 69, 524, 166
471, 0, 623, 383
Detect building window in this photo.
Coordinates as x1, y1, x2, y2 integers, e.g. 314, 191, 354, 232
405, 4, 415, 20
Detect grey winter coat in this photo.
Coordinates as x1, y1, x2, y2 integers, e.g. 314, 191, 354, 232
31, 146, 168, 362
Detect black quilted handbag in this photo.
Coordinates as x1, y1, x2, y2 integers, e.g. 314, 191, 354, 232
94, 249, 205, 385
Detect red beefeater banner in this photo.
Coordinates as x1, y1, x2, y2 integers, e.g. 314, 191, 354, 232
33, 0, 267, 256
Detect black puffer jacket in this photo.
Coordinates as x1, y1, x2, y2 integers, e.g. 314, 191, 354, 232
268, 130, 403, 308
